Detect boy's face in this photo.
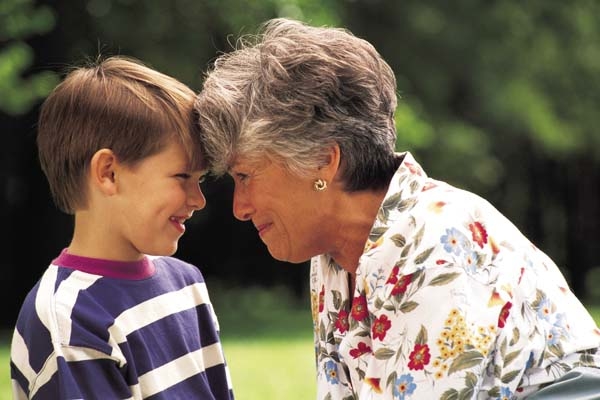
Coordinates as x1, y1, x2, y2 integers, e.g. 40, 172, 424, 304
110, 141, 206, 259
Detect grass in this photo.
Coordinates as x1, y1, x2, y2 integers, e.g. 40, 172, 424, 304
2, 285, 599, 400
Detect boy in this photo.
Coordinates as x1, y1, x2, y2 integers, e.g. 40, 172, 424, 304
10, 56, 234, 399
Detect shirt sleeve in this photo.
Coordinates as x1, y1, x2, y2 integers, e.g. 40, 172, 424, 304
26, 346, 132, 399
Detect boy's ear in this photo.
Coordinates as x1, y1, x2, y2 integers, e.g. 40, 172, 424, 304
90, 148, 117, 195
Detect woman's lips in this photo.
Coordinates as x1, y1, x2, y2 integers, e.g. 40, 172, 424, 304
256, 222, 272, 237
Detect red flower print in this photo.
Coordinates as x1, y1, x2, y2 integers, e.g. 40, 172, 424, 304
422, 181, 438, 191
364, 377, 382, 394
390, 274, 412, 296
489, 236, 500, 254
428, 201, 446, 213
351, 295, 368, 322
372, 314, 392, 341
349, 341, 372, 358
405, 161, 422, 176
318, 285, 325, 312
436, 259, 448, 265
497, 301, 513, 328
335, 310, 349, 333
408, 343, 431, 370
518, 267, 525, 284
469, 221, 488, 248
386, 265, 401, 284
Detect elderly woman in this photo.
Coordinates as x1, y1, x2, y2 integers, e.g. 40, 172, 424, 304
195, 18, 600, 399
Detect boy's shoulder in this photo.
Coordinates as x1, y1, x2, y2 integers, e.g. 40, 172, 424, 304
149, 255, 205, 280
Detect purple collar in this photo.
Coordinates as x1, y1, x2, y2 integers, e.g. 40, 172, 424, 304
53, 249, 156, 280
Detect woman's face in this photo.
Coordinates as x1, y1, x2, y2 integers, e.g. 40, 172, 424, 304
229, 156, 330, 263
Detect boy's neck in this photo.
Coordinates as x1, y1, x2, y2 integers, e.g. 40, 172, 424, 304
70, 209, 145, 262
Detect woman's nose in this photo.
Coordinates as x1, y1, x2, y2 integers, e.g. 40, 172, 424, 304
189, 183, 206, 211
232, 186, 253, 221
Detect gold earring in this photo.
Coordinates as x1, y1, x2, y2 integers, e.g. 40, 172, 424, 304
313, 178, 327, 191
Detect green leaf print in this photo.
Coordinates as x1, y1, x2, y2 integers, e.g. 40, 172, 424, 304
414, 246, 435, 264
464, 371, 478, 388
501, 369, 520, 384
386, 371, 398, 390
487, 386, 501, 397
459, 387, 474, 400
548, 343, 565, 358
413, 224, 425, 249
390, 233, 407, 247
369, 226, 389, 242
503, 350, 521, 366
440, 388, 459, 400
374, 348, 396, 360
401, 243, 413, 258
397, 198, 417, 212
415, 325, 428, 345
399, 301, 419, 313
448, 351, 484, 375
429, 272, 461, 286
382, 191, 402, 212
332, 290, 342, 310
409, 180, 420, 194
510, 327, 520, 346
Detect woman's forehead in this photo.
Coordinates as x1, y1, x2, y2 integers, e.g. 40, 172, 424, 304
229, 153, 273, 171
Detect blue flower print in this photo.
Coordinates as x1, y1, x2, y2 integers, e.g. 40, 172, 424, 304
547, 326, 561, 345
497, 386, 514, 400
441, 227, 468, 255
464, 250, 479, 274
525, 352, 534, 369
547, 312, 569, 344
537, 297, 553, 321
324, 360, 340, 385
393, 374, 416, 399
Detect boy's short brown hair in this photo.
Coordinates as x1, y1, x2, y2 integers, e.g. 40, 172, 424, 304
37, 55, 203, 214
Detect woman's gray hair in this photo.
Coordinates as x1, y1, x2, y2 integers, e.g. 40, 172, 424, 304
195, 17, 399, 191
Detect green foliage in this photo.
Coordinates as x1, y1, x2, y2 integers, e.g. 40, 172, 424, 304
477, 1, 600, 158
65, 0, 341, 88
347, 0, 600, 177
0, 0, 58, 115
210, 282, 312, 339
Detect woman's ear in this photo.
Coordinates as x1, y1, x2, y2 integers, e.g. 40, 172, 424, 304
320, 143, 341, 181
90, 148, 117, 195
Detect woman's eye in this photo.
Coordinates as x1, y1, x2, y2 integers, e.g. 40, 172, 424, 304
176, 173, 191, 179
236, 173, 249, 183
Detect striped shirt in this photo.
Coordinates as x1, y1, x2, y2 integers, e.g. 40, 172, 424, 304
11, 251, 234, 399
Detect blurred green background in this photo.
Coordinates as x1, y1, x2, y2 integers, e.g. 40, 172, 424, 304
2, 0, 600, 397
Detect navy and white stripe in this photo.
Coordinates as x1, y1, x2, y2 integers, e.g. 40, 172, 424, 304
11, 252, 234, 399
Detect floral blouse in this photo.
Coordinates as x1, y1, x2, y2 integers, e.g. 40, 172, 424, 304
310, 152, 600, 399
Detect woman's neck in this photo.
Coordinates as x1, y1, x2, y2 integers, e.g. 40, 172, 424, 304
328, 187, 388, 275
